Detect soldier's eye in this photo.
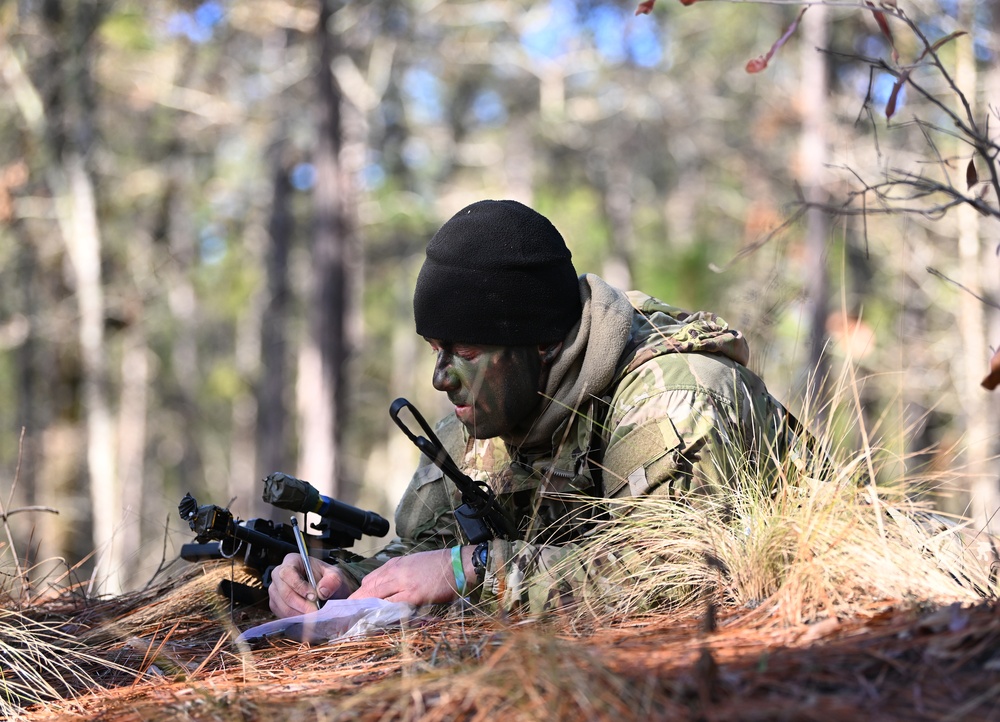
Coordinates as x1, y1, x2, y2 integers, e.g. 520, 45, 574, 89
455, 346, 481, 360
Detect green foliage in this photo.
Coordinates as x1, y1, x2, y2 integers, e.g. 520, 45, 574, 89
535, 187, 611, 274
99, 8, 155, 53
633, 232, 731, 311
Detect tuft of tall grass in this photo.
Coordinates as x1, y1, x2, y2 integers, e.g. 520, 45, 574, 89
0, 462, 139, 715
559, 380, 997, 626
0, 607, 135, 716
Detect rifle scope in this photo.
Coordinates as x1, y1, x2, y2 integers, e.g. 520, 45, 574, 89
261, 472, 389, 538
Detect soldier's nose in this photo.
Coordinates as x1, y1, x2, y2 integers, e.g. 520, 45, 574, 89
432, 354, 460, 392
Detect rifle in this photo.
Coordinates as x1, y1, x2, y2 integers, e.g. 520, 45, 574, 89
389, 397, 517, 543
178, 472, 389, 607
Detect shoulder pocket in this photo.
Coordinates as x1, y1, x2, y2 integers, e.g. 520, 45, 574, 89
412, 461, 445, 489
604, 418, 682, 497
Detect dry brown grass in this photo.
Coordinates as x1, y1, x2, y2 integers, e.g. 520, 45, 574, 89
5, 374, 1000, 720
9, 577, 1000, 722
4, 529, 999, 721
6, 467, 1000, 721
557, 459, 995, 629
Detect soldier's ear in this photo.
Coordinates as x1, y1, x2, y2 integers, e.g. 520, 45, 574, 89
538, 342, 563, 366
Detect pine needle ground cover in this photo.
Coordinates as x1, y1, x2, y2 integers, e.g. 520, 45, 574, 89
4, 411, 1000, 721
5, 569, 1000, 722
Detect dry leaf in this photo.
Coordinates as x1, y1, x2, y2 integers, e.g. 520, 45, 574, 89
866, 1, 899, 63
918, 30, 967, 62
982, 348, 1000, 390
885, 79, 903, 119
966, 158, 978, 189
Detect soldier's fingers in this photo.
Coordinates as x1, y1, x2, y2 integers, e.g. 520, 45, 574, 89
268, 585, 300, 618
315, 565, 350, 600
268, 575, 311, 618
349, 566, 396, 600
274, 555, 317, 601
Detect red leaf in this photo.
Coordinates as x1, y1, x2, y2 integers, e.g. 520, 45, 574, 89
867, 3, 892, 42
677, 0, 698, 6
635, 0, 657, 13
983, 348, 1000, 390
884, 69, 908, 119
885, 79, 903, 119
865, 1, 899, 63
967, 158, 979, 189
744, 7, 807, 74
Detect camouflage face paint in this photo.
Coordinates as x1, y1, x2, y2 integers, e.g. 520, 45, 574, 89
427, 339, 544, 439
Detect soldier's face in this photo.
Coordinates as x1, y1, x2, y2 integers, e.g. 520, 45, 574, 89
427, 339, 544, 439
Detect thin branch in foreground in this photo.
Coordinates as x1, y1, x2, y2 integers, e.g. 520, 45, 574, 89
708, 204, 807, 273
1, 428, 29, 587
926, 267, 1000, 311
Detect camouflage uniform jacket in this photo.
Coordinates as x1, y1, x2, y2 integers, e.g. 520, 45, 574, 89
340, 274, 802, 614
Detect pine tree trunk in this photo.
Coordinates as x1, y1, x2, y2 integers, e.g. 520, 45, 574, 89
255, 139, 294, 514
600, 132, 636, 292
60, 153, 120, 595
298, 0, 353, 497
955, 17, 999, 534
117, 313, 147, 589
800, 4, 830, 402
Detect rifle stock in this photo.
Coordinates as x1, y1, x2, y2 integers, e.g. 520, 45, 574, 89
389, 397, 517, 543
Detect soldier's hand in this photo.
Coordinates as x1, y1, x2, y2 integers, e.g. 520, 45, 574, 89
348, 547, 472, 606
268, 552, 352, 618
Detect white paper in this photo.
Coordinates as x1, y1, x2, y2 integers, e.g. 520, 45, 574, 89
236, 597, 415, 644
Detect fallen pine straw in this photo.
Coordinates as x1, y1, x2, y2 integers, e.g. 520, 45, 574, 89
6, 412, 1000, 720
7, 484, 1000, 720
8, 563, 1000, 721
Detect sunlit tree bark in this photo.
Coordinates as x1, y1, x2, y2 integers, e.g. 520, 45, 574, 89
954, 12, 1000, 534
60, 153, 120, 594
117, 293, 148, 588
298, 0, 356, 497
30, 0, 123, 594
800, 4, 830, 403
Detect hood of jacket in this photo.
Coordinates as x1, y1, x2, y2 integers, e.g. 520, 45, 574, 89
504, 274, 750, 452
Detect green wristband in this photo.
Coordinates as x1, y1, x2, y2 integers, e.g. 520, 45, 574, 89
450, 545, 467, 596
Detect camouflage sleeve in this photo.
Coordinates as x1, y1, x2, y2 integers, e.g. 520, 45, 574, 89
341, 354, 794, 614
334, 415, 467, 587
478, 529, 662, 616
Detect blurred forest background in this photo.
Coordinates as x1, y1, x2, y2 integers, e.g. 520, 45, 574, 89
0, 0, 998, 596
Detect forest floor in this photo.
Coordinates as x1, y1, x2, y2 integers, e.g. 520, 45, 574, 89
7, 563, 1000, 722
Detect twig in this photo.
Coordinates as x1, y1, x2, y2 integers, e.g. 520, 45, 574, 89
141, 514, 176, 592
0, 506, 60, 521
708, 204, 807, 272
926, 267, 1000, 311
0, 428, 29, 587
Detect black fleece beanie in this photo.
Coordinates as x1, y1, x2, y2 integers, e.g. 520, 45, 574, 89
413, 200, 583, 346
